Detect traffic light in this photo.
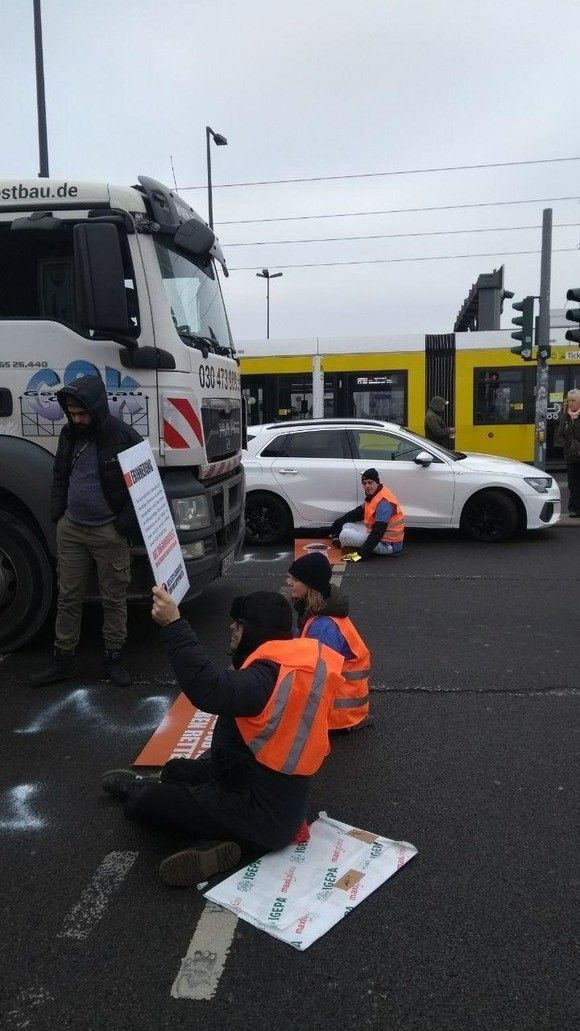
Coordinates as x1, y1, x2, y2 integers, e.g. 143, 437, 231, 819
510, 296, 534, 359
565, 288, 580, 345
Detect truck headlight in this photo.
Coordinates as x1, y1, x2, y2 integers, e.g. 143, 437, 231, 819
524, 476, 553, 493
172, 495, 211, 531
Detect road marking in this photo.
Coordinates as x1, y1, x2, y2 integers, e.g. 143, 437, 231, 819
0, 784, 45, 831
171, 901, 239, 1000
59, 851, 138, 940
15, 688, 169, 736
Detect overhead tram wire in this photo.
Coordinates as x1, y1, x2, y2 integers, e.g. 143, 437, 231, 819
224, 222, 580, 248
229, 247, 578, 272
179, 155, 580, 191
215, 195, 580, 226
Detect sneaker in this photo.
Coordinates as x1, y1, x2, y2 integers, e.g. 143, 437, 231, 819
158, 841, 241, 887
101, 768, 158, 799
31, 648, 76, 687
104, 649, 132, 687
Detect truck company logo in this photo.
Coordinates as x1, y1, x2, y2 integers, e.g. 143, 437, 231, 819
20, 362, 149, 438
1, 182, 79, 201
267, 897, 287, 923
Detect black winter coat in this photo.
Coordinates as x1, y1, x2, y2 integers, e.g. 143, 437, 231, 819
50, 374, 143, 535
160, 618, 312, 849
555, 409, 580, 464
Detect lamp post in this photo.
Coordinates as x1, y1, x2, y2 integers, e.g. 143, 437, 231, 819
33, 0, 49, 177
256, 269, 283, 339
205, 125, 227, 230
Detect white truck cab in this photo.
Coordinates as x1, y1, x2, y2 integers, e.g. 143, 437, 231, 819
0, 175, 245, 651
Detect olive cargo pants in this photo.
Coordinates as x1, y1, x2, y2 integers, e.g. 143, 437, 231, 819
55, 517, 131, 653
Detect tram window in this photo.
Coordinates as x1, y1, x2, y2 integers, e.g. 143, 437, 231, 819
473, 368, 535, 424
351, 430, 424, 462
284, 430, 348, 459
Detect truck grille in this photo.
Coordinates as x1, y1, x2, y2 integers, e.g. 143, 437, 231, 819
201, 399, 241, 461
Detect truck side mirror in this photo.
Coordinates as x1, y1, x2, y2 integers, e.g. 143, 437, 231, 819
174, 218, 215, 258
73, 223, 134, 341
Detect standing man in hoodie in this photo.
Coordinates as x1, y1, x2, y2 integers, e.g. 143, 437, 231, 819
33, 374, 143, 687
425, 396, 455, 449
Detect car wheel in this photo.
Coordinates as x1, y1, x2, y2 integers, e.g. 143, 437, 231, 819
245, 492, 293, 546
460, 489, 519, 543
0, 510, 55, 652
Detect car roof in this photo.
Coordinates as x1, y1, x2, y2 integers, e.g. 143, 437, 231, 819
247, 418, 403, 434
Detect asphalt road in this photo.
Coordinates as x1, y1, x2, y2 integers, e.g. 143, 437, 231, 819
1, 523, 578, 1031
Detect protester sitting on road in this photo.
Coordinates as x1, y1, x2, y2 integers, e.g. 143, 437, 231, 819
286, 552, 371, 731
330, 468, 405, 558
425, 396, 455, 449
101, 588, 343, 887
555, 388, 580, 517
33, 374, 143, 688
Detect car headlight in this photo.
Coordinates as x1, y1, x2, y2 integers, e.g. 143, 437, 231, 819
172, 495, 211, 531
524, 476, 553, 494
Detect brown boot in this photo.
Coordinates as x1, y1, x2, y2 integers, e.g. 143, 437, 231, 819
158, 841, 241, 887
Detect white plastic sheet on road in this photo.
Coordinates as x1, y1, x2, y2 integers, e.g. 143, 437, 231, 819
205, 812, 417, 950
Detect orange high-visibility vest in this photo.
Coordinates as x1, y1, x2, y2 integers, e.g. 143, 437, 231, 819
237, 638, 344, 775
302, 615, 371, 730
363, 485, 405, 544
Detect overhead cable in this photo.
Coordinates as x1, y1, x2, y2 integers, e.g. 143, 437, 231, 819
229, 246, 578, 272
224, 222, 580, 248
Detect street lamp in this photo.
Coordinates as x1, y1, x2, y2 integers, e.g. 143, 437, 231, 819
256, 269, 283, 339
205, 125, 227, 230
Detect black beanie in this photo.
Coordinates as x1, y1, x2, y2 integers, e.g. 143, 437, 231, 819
362, 468, 380, 484
230, 591, 293, 634
288, 553, 332, 597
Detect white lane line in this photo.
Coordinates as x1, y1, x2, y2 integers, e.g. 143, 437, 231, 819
59, 851, 138, 940
171, 900, 239, 1000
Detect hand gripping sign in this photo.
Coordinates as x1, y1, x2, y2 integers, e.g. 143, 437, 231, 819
118, 441, 189, 605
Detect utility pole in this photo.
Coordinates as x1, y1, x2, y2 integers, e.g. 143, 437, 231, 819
534, 209, 552, 469
33, 0, 49, 177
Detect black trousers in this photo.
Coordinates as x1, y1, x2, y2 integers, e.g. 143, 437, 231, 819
124, 756, 262, 858
567, 462, 580, 513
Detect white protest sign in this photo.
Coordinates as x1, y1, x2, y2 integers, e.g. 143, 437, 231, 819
118, 441, 189, 604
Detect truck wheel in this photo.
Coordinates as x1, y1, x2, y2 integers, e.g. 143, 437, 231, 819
460, 489, 519, 543
245, 492, 293, 545
0, 511, 54, 653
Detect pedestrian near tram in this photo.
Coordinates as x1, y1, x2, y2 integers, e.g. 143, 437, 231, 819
330, 468, 405, 558
101, 588, 343, 886
425, 396, 455, 449
555, 388, 580, 516
286, 552, 371, 731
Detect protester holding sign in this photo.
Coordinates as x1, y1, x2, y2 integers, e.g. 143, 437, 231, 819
33, 375, 142, 688
101, 588, 344, 887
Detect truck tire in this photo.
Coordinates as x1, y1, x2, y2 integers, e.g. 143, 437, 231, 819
460, 489, 519, 543
0, 511, 54, 653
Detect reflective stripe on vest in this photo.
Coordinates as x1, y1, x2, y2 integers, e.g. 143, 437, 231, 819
237, 638, 343, 775
301, 615, 371, 730
363, 485, 405, 544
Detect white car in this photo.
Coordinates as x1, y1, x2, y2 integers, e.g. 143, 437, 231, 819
242, 419, 561, 545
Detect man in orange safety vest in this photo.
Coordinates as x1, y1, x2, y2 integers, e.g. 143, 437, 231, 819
330, 468, 405, 559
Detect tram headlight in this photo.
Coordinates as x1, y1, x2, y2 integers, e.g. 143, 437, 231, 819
523, 476, 553, 493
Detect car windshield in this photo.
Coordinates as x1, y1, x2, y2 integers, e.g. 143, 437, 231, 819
398, 427, 467, 461
154, 235, 233, 353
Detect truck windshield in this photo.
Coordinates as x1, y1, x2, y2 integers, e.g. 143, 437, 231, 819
154, 236, 232, 354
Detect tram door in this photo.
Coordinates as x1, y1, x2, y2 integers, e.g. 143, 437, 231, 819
547, 366, 580, 465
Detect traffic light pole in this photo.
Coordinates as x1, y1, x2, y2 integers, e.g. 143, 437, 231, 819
534, 208, 552, 469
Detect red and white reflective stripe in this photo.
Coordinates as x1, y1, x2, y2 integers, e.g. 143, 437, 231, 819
163, 397, 204, 449
199, 451, 242, 480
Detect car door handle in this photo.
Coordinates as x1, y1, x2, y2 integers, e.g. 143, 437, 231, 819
278, 468, 298, 474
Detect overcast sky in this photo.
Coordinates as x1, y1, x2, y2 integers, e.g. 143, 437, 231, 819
2, 0, 580, 341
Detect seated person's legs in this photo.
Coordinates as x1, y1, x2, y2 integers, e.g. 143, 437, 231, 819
373, 540, 404, 556
161, 752, 214, 786
338, 522, 369, 548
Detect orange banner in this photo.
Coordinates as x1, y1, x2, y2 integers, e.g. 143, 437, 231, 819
133, 694, 216, 767
293, 538, 344, 565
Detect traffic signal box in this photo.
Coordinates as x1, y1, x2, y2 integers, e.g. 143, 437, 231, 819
510, 296, 534, 360
565, 288, 580, 346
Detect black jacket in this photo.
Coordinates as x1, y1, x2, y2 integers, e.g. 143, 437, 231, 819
160, 618, 312, 850
425, 398, 452, 448
50, 374, 143, 535
555, 409, 580, 463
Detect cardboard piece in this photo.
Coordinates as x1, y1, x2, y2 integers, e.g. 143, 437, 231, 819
118, 440, 189, 604
293, 538, 344, 565
205, 812, 417, 950
133, 694, 216, 766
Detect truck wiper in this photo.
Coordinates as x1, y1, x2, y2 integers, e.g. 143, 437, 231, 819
176, 329, 216, 358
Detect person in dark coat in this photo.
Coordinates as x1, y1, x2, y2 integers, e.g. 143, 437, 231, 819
33, 374, 143, 687
555, 388, 580, 516
101, 588, 339, 887
425, 396, 455, 448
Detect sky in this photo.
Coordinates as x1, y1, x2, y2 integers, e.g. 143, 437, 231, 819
2, 0, 580, 342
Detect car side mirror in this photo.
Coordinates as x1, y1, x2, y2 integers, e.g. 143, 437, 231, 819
414, 451, 434, 467
73, 223, 136, 344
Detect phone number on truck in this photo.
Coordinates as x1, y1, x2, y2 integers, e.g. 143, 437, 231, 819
198, 364, 240, 391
